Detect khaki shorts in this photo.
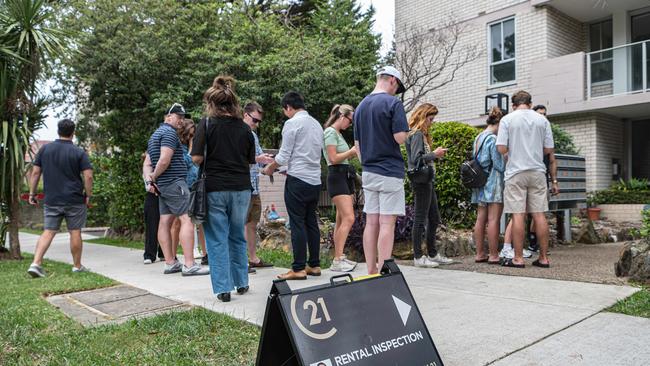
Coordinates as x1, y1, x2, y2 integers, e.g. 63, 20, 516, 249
503, 170, 549, 214
246, 194, 262, 223
362, 171, 405, 216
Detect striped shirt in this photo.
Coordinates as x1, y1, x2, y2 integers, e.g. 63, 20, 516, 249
250, 131, 263, 195
147, 123, 187, 186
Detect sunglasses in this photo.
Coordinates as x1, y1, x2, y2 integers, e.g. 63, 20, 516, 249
247, 113, 262, 124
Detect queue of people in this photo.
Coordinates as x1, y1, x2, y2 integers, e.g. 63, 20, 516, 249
26, 65, 558, 302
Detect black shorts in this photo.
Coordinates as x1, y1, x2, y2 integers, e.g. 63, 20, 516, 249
327, 165, 355, 198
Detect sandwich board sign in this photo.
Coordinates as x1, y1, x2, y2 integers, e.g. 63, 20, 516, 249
256, 260, 443, 366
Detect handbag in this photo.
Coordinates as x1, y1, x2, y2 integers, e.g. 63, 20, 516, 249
188, 118, 209, 224
407, 155, 434, 184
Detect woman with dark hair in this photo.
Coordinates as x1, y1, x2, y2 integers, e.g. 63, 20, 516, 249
405, 103, 454, 268
322, 104, 358, 272
472, 106, 506, 264
191, 75, 255, 302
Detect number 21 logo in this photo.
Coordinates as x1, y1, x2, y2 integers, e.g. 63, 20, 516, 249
290, 295, 337, 340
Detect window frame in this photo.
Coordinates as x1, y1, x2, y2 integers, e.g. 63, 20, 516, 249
588, 19, 614, 85
487, 16, 517, 88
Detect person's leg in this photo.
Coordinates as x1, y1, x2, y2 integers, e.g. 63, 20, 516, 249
198, 225, 207, 256
487, 203, 503, 261
158, 214, 176, 264
511, 213, 526, 265
332, 194, 355, 259
411, 183, 430, 260
143, 193, 159, 261
473, 206, 488, 260
203, 192, 233, 294
170, 217, 181, 259
177, 214, 196, 267
377, 214, 397, 271
305, 184, 321, 269
425, 186, 440, 258
32, 230, 58, 266
531, 212, 550, 264
285, 176, 308, 271
245, 221, 257, 262
69, 229, 83, 269
363, 213, 380, 274
227, 191, 251, 289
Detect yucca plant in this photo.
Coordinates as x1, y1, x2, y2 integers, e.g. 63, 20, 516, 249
0, 0, 69, 258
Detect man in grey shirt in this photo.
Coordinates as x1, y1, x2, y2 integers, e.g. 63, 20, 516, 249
496, 90, 558, 269
263, 91, 324, 280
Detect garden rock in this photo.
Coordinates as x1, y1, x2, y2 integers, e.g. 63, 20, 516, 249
576, 220, 601, 244
615, 239, 650, 283
390, 228, 475, 259
259, 221, 291, 252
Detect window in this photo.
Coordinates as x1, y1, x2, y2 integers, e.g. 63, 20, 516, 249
489, 18, 515, 85
589, 20, 613, 83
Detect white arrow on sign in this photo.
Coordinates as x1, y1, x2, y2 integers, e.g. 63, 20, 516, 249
392, 295, 412, 326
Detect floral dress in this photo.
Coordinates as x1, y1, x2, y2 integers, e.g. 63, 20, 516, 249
470, 131, 505, 204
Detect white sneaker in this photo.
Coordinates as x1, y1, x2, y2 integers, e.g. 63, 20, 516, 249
523, 249, 533, 258
430, 253, 454, 265
27, 264, 46, 278
143, 258, 153, 265
72, 265, 90, 273
330, 258, 356, 272
340, 254, 357, 266
193, 246, 202, 259
499, 247, 515, 259
414, 256, 439, 268
182, 263, 210, 276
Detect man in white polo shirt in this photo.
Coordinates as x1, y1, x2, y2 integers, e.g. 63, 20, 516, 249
263, 91, 324, 280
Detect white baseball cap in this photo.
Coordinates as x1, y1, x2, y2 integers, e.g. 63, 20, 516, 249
376, 65, 406, 94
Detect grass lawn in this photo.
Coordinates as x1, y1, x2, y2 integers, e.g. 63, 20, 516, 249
0, 255, 260, 365
607, 285, 650, 319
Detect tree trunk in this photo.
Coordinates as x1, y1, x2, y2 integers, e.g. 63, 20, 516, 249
9, 192, 22, 259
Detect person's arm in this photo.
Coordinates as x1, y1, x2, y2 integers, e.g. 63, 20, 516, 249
151, 147, 173, 181
354, 140, 361, 161
28, 166, 42, 205
143, 153, 153, 180
393, 131, 407, 145
543, 120, 558, 194
191, 118, 206, 165
496, 119, 509, 155
392, 101, 409, 145
326, 145, 357, 165
273, 121, 297, 167
82, 169, 93, 205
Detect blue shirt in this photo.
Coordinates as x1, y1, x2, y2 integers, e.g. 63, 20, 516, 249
249, 131, 263, 195
147, 123, 187, 186
182, 145, 199, 187
33, 139, 92, 206
353, 93, 409, 178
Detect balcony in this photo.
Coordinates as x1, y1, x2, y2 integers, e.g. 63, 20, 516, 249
587, 40, 650, 99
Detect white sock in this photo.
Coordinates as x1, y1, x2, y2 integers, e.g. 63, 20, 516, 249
503, 243, 513, 250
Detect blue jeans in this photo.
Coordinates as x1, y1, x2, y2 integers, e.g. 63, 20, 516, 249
203, 191, 251, 294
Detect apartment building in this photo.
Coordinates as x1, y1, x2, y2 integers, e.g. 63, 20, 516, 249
395, 0, 650, 191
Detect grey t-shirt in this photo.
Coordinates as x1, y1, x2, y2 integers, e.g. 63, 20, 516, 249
496, 109, 554, 181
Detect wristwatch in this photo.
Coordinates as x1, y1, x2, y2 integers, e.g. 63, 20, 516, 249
552, 180, 558, 184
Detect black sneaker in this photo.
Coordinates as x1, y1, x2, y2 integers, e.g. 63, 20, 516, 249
527, 233, 539, 252
217, 292, 231, 302
201, 255, 209, 265
237, 286, 249, 295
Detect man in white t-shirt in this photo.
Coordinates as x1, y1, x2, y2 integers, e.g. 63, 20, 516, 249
496, 90, 558, 268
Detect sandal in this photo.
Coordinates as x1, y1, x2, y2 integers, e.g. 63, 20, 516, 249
487, 260, 501, 265
475, 257, 489, 263
500, 258, 525, 268
532, 259, 550, 268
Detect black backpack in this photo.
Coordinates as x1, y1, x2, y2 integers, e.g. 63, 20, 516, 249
460, 134, 493, 189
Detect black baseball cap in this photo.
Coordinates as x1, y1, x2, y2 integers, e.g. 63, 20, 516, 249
167, 103, 191, 118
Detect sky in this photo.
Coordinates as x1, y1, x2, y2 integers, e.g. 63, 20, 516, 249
33, 0, 395, 141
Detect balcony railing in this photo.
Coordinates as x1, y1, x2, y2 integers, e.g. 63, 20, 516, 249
587, 40, 649, 99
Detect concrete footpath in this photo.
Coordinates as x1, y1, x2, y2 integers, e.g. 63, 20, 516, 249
20, 233, 650, 366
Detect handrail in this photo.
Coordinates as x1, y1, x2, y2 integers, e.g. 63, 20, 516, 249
586, 39, 649, 56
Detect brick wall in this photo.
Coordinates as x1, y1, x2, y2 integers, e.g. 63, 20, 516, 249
598, 204, 649, 223
545, 6, 586, 58
553, 113, 624, 191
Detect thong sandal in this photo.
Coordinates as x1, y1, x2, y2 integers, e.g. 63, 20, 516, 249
475, 257, 489, 263
501, 258, 525, 268
532, 259, 550, 268
487, 260, 501, 265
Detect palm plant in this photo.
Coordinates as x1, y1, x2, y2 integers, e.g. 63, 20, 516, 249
0, 0, 68, 258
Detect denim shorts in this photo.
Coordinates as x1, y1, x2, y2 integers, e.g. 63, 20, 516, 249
158, 179, 190, 216
44, 204, 87, 231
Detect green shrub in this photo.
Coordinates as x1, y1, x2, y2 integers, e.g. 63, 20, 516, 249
611, 178, 650, 192
640, 210, 650, 239
550, 123, 580, 155
90, 152, 146, 237
587, 189, 650, 205
402, 122, 479, 228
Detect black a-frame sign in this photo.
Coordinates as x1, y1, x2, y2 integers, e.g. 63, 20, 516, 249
256, 260, 444, 366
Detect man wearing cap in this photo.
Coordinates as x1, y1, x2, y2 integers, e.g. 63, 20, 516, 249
353, 66, 409, 274
144, 103, 209, 276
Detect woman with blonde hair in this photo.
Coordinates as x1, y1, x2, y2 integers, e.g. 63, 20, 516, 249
322, 104, 358, 272
405, 103, 454, 268
191, 75, 255, 302
472, 107, 506, 264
